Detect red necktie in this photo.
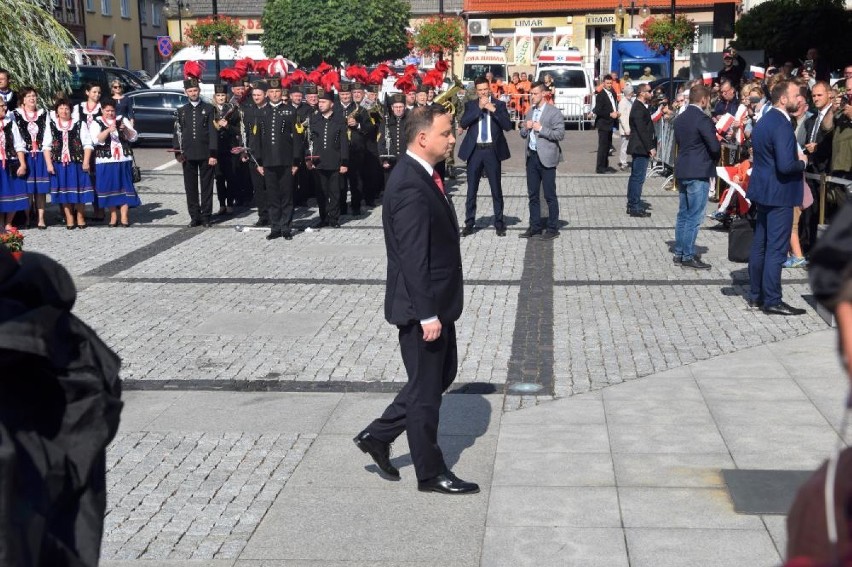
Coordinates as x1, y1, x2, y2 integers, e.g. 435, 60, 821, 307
432, 170, 445, 195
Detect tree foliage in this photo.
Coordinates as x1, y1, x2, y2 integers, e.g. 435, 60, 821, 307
413, 17, 465, 56
639, 15, 697, 54
0, 0, 74, 99
733, 0, 852, 69
262, 0, 410, 67
185, 16, 244, 50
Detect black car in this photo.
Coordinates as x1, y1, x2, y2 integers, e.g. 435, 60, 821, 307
67, 65, 149, 105
124, 89, 191, 145
647, 77, 689, 99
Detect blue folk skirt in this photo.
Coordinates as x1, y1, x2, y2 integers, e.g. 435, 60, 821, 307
51, 161, 95, 204
95, 161, 141, 208
23, 152, 50, 195
0, 164, 29, 212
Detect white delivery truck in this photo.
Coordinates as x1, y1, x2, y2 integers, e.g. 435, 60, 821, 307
534, 47, 594, 124
148, 44, 295, 99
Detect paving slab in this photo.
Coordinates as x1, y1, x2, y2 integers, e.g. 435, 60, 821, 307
480, 527, 629, 567
625, 528, 781, 567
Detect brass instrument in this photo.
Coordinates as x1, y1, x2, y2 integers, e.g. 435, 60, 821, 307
213, 102, 235, 130
297, 116, 317, 160
433, 75, 464, 116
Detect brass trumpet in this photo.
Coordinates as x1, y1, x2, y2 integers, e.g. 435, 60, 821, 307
433, 75, 464, 116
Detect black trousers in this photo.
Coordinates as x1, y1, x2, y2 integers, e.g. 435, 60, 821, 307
363, 151, 382, 205
249, 164, 269, 222
232, 153, 251, 205
366, 322, 458, 481
464, 147, 504, 229
314, 169, 340, 224
215, 149, 236, 207
265, 165, 294, 233
295, 161, 313, 206
596, 128, 613, 171
341, 154, 364, 213
182, 159, 214, 223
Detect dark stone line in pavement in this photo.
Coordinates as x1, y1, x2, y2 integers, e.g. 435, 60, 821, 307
505, 238, 555, 396
83, 227, 202, 278
109, 277, 520, 286
122, 379, 505, 394
553, 278, 810, 287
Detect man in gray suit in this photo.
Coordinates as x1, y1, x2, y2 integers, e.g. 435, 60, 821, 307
518, 82, 565, 240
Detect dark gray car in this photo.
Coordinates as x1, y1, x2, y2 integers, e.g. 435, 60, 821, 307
125, 89, 189, 145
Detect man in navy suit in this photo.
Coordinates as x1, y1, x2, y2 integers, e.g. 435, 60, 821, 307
593, 75, 619, 174
457, 76, 512, 237
354, 106, 479, 495
673, 85, 720, 269
747, 81, 808, 316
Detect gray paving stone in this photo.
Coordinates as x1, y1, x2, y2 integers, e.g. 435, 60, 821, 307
496, 423, 611, 453
625, 528, 781, 567
481, 527, 629, 567
619, 487, 764, 529
491, 452, 615, 487
612, 453, 735, 488
486, 487, 621, 528
608, 423, 728, 454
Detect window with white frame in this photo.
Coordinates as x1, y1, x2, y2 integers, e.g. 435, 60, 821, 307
86, 0, 94, 11
101, 0, 111, 15
120, 0, 129, 17
139, 0, 147, 23
152, 1, 161, 26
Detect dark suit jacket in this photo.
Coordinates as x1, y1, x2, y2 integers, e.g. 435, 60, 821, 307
457, 98, 512, 162
1, 90, 18, 112
173, 101, 217, 161
748, 107, 806, 207
804, 109, 833, 173
627, 101, 656, 156
674, 105, 721, 179
383, 153, 463, 326
593, 89, 617, 131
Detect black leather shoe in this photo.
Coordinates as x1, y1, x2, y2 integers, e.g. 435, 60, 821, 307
680, 257, 711, 270
537, 230, 559, 241
627, 209, 651, 218
316, 220, 329, 228
519, 228, 541, 239
746, 299, 764, 310
254, 219, 270, 227
266, 231, 282, 240
672, 255, 682, 264
461, 226, 475, 237
604, 166, 618, 173
353, 432, 399, 479
418, 471, 480, 495
189, 220, 201, 227
202, 222, 212, 228
330, 223, 341, 228
762, 301, 807, 316
352, 208, 362, 216
283, 231, 293, 240
495, 227, 506, 237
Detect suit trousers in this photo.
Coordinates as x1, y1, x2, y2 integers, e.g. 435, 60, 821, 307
215, 148, 235, 207
341, 153, 364, 213
596, 128, 613, 171
232, 154, 251, 205
265, 165, 294, 233
249, 164, 269, 222
526, 151, 559, 232
366, 322, 458, 481
748, 203, 794, 307
182, 159, 214, 223
465, 147, 504, 229
314, 169, 340, 224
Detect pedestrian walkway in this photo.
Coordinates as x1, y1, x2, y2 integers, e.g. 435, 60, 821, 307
19, 165, 843, 566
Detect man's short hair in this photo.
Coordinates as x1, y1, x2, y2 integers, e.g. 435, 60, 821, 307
770, 80, 791, 104
689, 85, 710, 103
719, 79, 734, 91
530, 81, 547, 92
622, 83, 634, 95
0, 68, 9, 80
404, 104, 447, 146
474, 76, 489, 87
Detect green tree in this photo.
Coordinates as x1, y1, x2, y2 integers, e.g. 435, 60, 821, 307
733, 0, 852, 69
0, 0, 74, 99
262, 0, 410, 67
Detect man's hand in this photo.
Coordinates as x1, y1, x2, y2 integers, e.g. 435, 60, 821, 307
340, 165, 348, 174
175, 153, 186, 164
649, 149, 657, 158
422, 319, 442, 342
805, 142, 817, 154
217, 119, 228, 129
291, 165, 298, 176
610, 111, 619, 119
382, 161, 390, 169
347, 117, 357, 128
524, 120, 534, 130
532, 121, 542, 131
257, 166, 264, 176
208, 157, 218, 167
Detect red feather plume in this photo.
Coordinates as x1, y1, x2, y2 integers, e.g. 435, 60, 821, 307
234, 57, 255, 75
183, 60, 204, 80
345, 64, 368, 83
373, 63, 395, 78
434, 60, 449, 73
220, 68, 243, 83
422, 69, 444, 88
403, 64, 419, 77
307, 69, 323, 85
321, 70, 341, 94
316, 61, 333, 75
367, 69, 386, 86
288, 69, 309, 85
394, 75, 415, 94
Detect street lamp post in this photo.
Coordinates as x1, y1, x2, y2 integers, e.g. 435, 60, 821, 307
162, 0, 192, 42
212, 0, 220, 80
669, 0, 676, 100
615, 1, 650, 35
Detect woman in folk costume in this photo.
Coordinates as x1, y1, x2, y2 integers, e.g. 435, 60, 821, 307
73, 81, 105, 221
88, 99, 140, 227
45, 99, 94, 229
12, 87, 51, 229
0, 97, 28, 228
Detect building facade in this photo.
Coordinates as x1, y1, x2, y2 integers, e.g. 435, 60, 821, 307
161, 0, 267, 46
52, 0, 87, 45
139, 0, 167, 75
83, 0, 143, 68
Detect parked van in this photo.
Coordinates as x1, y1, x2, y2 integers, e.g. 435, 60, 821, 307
461, 46, 508, 87
148, 44, 294, 98
534, 48, 594, 122
67, 48, 118, 67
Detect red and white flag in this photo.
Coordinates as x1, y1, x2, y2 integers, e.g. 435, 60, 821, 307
734, 105, 748, 144
716, 112, 735, 133
750, 66, 765, 79
651, 106, 664, 123
703, 72, 717, 85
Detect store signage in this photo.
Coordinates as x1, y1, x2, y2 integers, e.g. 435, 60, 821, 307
586, 14, 616, 25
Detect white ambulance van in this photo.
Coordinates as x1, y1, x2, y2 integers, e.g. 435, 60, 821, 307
534, 47, 594, 123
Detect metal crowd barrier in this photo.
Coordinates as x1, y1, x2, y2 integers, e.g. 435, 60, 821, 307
651, 117, 676, 189
804, 171, 852, 225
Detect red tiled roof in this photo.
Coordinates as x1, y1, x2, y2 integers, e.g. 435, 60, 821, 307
464, 0, 737, 13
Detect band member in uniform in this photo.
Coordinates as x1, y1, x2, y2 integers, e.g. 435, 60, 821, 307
405, 90, 416, 111
212, 83, 239, 216
45, 99, 94, 229
257, 78, 301, 241
173, 77, 218, 227
342, 82, 376, 215
0, 69, 18, 112
241, 81, 269, 226
88, 99, 141, 227
297, 84, 320, 209
415, 84, 430, 108
229, 80, 252, 206
307, 90, 348, 228
379, 92, 407, 186
360, 83, 383, 207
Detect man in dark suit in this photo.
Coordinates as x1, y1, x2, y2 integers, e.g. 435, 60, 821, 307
593, 75, 619, 174
625, 84, 656, 217
173, 78, 218, 227
747, 80, 808, 316
354, 105, 478, 495
0, 69, 17, 112
673, 85, 720, 269
457, 76, 512, 237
